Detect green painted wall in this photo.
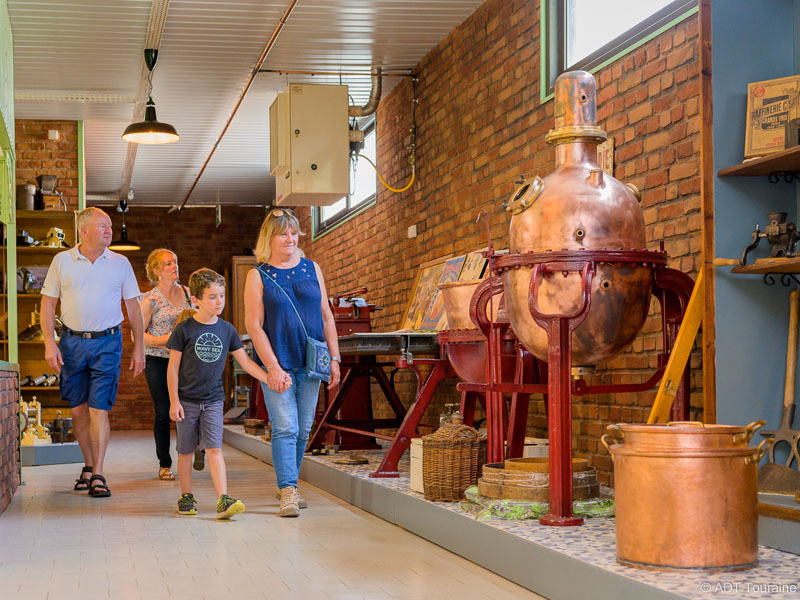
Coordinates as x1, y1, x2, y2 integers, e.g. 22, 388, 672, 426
0, 0, 14, 363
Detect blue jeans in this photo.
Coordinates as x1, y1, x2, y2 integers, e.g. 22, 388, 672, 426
260, 369, 321, 489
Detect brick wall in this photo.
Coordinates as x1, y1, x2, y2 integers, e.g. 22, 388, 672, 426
15, 120, 79, 210
0, 369, 19, 514
108, 206, 264, 430
301, 0, 702, 484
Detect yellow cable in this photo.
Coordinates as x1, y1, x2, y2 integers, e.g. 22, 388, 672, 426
358, 154, 415, 193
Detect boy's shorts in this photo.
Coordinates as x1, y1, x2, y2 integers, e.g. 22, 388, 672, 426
175, 401, 223, 454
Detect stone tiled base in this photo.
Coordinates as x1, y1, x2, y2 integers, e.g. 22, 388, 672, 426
224, 425, 800, 600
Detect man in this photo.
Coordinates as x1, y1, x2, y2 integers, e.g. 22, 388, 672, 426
41, 207, 145, 497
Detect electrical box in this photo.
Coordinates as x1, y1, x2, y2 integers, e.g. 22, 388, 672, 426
269, 83, 350, 206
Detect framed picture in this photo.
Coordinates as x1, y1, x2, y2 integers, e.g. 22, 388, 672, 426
459, 251, 488, 281
418, 255, 467, 330
744, 75, 800, 158
400, 255, 451, 330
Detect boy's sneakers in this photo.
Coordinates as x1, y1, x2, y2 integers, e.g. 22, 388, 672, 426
193, 449, 205, 471
216, 494, 245, 520
177, 493, 197, 515
279, 486, 300, 517
275, 487, 307, 508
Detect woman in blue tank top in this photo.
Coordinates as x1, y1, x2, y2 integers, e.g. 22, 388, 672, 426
244, 208, 340, 518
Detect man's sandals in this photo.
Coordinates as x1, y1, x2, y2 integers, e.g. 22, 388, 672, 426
73, 466, 93, 491
88, 474, 111, 498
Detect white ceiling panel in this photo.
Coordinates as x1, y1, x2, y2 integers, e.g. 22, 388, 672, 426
8, 0, 484, 206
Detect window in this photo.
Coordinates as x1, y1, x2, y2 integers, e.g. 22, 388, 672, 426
313, 122, 377, 237
541, 0, 698, 100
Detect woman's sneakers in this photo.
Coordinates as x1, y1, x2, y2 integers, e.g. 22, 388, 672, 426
275, 487, 307, 509
279, 486, 300, 517
216, 494, 245, 520
177, 493, 197, 515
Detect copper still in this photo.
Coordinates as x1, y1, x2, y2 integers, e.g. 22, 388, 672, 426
602, 427, 775, 572
439, 280, 522, 384
502, 70, 651, 366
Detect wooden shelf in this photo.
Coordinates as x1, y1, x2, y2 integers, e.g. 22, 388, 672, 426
15, 210, 75, 221
718, 146, 800, 177
0, 340, 45, 345
20, 386, 58, 391
0, 293, 45, 299
731, 257, 800, 274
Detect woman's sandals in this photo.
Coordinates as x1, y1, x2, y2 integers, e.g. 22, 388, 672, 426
73, 466, 93, 491
88, 474, 111, 498
158, 467, 175, 481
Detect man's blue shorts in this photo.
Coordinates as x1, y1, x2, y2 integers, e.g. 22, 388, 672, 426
58, 328, 123, 411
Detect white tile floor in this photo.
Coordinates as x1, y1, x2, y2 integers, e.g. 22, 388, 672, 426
0, 432, 543, 600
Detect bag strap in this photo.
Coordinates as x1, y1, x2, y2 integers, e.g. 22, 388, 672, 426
255, 265, 310, 341
180, 283, 195, 309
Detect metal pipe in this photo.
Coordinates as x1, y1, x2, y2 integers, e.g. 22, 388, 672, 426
349, 67, 382, 117
177, 0, 298, 212
259, 68, 411, 78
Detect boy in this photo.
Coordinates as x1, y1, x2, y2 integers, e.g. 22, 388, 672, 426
167, 268, 269, 518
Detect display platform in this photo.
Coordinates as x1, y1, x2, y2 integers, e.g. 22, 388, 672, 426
223, 425, 800, 600
20, 442, 83, 466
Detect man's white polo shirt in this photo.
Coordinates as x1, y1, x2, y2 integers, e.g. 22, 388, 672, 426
41, 245, 141, 332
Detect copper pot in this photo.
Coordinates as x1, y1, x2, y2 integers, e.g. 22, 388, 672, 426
502, 71, 651, 366
603, 436, 774, 572
438, 329, 516, 384
439, 280, 502, 330
605, 420, 765, 450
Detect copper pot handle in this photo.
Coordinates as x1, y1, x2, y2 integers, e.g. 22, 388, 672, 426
733, 420, 766, 445
667, 421, 704, 428
601, 434, 617, 461
745, 437, 775, 466
606, 423, 624, 441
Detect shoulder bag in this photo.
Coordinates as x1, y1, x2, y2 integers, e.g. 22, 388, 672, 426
256, 265, 331, 382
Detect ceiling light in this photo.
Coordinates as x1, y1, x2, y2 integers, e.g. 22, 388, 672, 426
122, 49, 179, 145
108, 199, 141, 252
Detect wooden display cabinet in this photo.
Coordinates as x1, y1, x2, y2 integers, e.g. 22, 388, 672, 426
224, 255, 257, 335
5, 209, 76, 419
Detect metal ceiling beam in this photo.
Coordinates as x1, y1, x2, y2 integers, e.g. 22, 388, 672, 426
175, 0, 299, 212
119, 0, 171, 203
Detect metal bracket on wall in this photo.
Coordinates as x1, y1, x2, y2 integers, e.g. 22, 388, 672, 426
767, 171, 800, 183
764, 273, 800, 287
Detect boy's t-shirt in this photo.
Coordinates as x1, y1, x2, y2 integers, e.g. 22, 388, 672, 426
166, 317, 244, 403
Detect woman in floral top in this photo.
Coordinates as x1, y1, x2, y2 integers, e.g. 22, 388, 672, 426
141, 249, 193, 480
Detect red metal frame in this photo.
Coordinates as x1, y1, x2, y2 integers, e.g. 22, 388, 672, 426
459, 249, 694, 527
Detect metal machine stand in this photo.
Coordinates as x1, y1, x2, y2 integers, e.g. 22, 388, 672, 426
461, 249, 695, 526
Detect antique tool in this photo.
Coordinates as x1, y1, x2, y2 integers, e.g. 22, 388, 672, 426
740, 212, 799, 265
20, 396, 52, 446
16, 230, 34, 246
758, 290, 800, 494
49, 410, 73, 443
17, 267, 36, 293
31, 374, 50, 387
18, 306, 43, 341
41, 227, 68, 248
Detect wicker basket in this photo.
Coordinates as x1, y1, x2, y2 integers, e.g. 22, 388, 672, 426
422, 423, 481, 501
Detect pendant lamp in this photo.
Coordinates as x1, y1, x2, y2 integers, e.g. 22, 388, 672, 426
108, 199, 141, 252
122, 49, 180, 144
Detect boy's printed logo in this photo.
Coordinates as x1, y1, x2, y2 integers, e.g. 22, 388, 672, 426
195, 332, 223, 363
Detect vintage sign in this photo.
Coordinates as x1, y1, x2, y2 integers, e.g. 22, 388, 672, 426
744, 75, 800, 158
597, 139, 614, 175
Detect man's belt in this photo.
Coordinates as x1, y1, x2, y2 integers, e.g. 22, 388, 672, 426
63, 324, 122, 339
